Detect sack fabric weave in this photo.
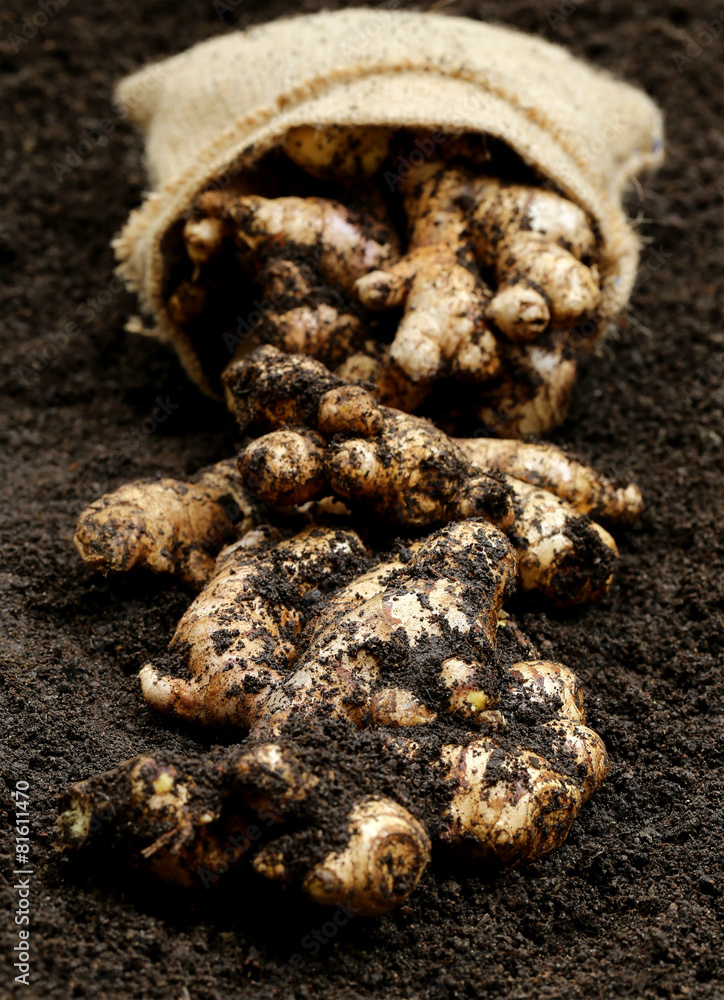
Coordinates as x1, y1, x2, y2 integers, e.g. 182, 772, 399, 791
113, 8, 664, 395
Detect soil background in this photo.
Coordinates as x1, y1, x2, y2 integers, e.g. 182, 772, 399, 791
1, 1, 722, 998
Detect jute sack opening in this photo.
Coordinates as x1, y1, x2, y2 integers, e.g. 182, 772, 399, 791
113, 8, 664, 397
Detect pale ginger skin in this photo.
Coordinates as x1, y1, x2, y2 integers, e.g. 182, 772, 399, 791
260, 520, 517, 731
140, 525, 370, 729
181, 187, 400, 368
456, 437, 644, 524
471, 177, 601, 341
336, 334, 575, 437
356, 163, 501, 383
469, 334, 577, 438
73, 350, 640, 595
228, 347, 620, 606
354, 161, 601, 382
59, 521, 607, 912
299, 797, 431, 916
172, 138, 599, 431
282, 125, 394, 181
56, 743, 431, 915
73, 459, 259, 589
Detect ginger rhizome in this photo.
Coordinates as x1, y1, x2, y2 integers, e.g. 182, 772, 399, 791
228, 347, 623, 607
355, 163, 501, 383
355, 160, 599, 383
168, 127, 603, 433
73, 460, 259, 589
73, 347, 640, 598
179, 183, 399, 369
59, 519, 607, 913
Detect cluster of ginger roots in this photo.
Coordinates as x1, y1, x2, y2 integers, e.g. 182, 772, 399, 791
172, 125, 603, 437
58, 129, 639, 916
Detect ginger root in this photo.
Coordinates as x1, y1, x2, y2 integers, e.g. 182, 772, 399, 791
56, 753, 251, 887
138, 518, 514, 733
228, 347, 620, 606
170, 136, 600, 429
74, 349, 639, 601
282, 125, 394, 180
472, 177, 601, 341
178, 187, 400, 368
57, 742, 431, 915
301, 797, 431, 915
139, 525, 370, 729
456, 437, 643, 524
58, 561, 607, 907
355, 162, 500, 383
466, 334, 577, 438
354, 159, 601, 383
73, 459, 259, 589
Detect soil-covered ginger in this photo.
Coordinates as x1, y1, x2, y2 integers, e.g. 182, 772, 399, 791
59, 518, 607, 914
67, 136, 623, 917
168, 128, 603, 434
228, 347, 639, 607
73, 346, 640, 603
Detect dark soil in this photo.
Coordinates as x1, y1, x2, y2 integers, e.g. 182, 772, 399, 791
1, 1, 723, 998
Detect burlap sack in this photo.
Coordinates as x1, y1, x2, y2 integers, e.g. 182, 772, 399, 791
113, 8, 663, 396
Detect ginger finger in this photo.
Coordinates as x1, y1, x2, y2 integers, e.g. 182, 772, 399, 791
242, 429, 327, 506
472, 178, 601, 340
438, 740, 582, 864
183, 216, 230, 271
302, 797, 431, 916
229, 196, 373, 368
494, 233, 601, 333
505, 659, 586, 723
178, 188, 400, 370
324, 412, 617, 606
471, 335, 577, 438
542, 718, 609, 803
74, 458, 260, 590
282, 125, 394, 180
505, 479, 618, 606
232, 742, 323, 817
261, 521, 516, 730
180, 180, 265, 269
140, 525, 369, 729
335, 340, 431, 413
488, 645, 609, 803
228, 194, 398, 294
56, 754, 250, 887
485, 284, 550, 342
355, 164, 500, 383
455, 437, 644, 524
233, 743, 430, 912
224, 343, 342, 431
